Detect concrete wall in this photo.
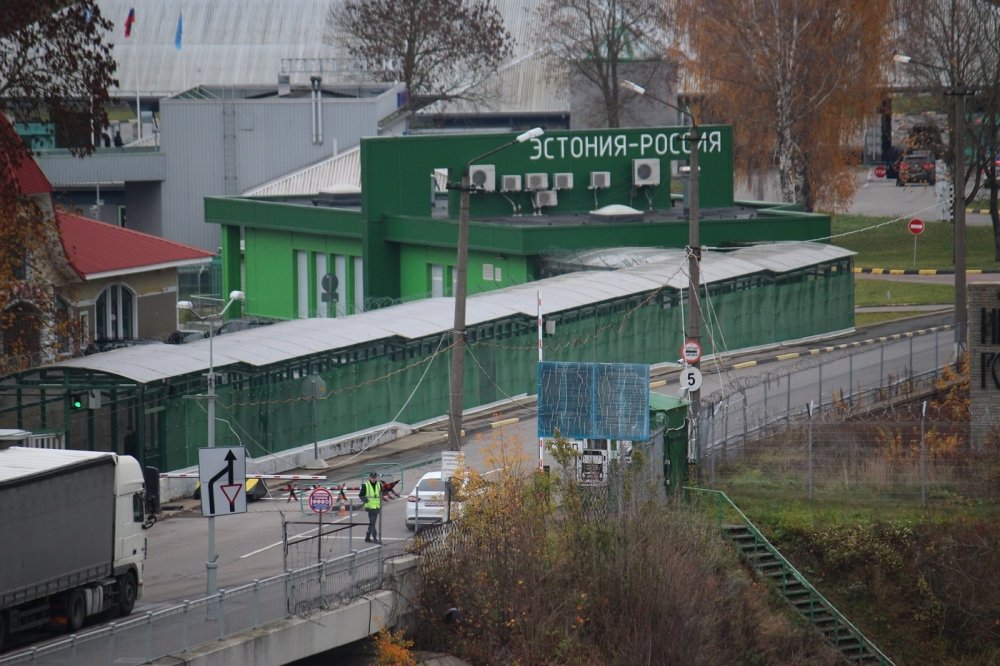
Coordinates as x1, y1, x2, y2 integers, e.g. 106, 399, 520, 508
160, 89, 400, 251
148, 555, 420, 666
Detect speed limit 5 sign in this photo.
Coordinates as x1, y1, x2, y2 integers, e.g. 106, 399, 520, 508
680, 366, 703, 393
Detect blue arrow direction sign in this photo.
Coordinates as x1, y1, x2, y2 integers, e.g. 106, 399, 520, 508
198, 447, 247, 517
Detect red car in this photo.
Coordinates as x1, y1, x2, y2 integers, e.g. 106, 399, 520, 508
896, 152, 936, 186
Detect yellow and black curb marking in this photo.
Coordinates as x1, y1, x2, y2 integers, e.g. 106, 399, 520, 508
485, 325, 953, 428
730, 325, 952, 370
854, 267, 1000, 275
966, 208, 992, 215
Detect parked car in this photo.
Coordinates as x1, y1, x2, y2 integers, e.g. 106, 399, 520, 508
896, 152, 936, 186
405, 471, 457, 530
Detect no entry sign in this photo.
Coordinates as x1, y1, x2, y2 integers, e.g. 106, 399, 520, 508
681, 339, 702, 365
908, 218, 925, 235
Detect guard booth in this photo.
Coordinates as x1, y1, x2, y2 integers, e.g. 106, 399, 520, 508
649, 393, 689, 493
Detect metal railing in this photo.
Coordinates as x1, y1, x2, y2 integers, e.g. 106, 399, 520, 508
685, 487, 895, 665
698, 325, 954, 460
0, 546, 384, 666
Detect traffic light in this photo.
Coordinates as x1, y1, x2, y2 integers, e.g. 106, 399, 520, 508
69, 393, 85, 410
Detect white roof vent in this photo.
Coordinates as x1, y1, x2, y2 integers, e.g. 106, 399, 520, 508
589, 204, 644, 223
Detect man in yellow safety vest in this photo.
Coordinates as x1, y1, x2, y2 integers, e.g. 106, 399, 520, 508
359, 471, 382, 543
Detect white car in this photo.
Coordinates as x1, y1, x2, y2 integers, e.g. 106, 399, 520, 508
405, 471, 456, 530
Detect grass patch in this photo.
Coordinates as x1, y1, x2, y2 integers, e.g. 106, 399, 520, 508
854, 311, 934, 327
832, 214, 1000, 270
854, 279, 953, 306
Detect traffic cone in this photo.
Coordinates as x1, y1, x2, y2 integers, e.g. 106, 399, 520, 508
337, 485, 348, 516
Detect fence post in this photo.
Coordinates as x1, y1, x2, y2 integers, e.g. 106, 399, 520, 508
879, 343, 885, 391
848, 352, 853, 406
818, 361, 823, 408
909, 333, 914, 382
253, 579, 261, 628
920, 400, 927, 506
145, 611, 154, 662
786, 373, 792, 423
742, 390, 748, 450
807, 401, 815, 501
217, 589, 226, 639
934, 328, 939, 379
182, 600, 190, 651
763, 375, 769, 422
708, 409, 716, 485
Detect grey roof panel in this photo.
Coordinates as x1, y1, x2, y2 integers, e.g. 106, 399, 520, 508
48, 242, 851, 383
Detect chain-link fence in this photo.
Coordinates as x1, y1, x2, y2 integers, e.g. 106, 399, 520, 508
704, 406, 1000, 504
695, 327, 1000, 506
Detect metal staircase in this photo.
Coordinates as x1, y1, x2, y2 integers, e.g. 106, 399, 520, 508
685, 488, 894, 665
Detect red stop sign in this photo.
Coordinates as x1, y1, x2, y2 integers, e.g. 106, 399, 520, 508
908, 218, 925, 235
874, 164, 886, 178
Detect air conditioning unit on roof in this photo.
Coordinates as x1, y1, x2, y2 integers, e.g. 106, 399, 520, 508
632, 158, 660, 186
589, 171, 611, 189
554, 173, 573, 190
535, 190, 558, 207
525, 172, 548, 190
501, 174, 522, 192
469, 164, 496, 191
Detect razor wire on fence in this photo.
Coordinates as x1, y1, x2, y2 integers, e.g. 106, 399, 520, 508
696, 327, 1000, 506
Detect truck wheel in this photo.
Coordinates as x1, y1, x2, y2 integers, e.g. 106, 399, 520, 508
117, 571, 138, 616
67, 590, 86, 633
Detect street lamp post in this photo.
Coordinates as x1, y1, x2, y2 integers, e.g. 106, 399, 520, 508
447, 127, 544, 451
621, 79, 703, 465
177, 290, 246, 599
893, 54, 972, 359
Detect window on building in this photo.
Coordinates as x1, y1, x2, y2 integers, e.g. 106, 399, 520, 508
431, 264, 445, 297
315, 253, 329, 318
296, 251, 309, 318
95, 284, 136, 340
353, 257, 364, 313
335, 255, 347, 317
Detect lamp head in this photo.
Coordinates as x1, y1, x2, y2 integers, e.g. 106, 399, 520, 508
621, 80, 646, 95
892, 53, 912, 64
228, 290, 246, 302
176, 300, 194, 311
515, 127, 544, 143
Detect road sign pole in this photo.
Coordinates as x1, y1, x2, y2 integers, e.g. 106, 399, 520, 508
913, 235, 917, 269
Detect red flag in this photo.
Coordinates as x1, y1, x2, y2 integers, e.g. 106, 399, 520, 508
124, 8, 136, 38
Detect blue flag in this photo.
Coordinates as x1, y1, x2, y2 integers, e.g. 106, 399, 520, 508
174, 13, 183, 50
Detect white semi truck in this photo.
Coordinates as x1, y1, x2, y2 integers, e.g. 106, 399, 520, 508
0, 443, 147, 651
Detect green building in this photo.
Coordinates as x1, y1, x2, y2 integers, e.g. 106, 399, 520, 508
1, 126, 854, 480
207, 125, 831, 320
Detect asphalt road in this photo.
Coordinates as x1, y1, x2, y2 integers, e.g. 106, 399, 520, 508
736, 166, 993, 227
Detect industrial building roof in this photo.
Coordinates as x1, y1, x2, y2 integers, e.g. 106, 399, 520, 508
244, 146, 360, 196
96, 0, 565, 113
48, 242, 853, 384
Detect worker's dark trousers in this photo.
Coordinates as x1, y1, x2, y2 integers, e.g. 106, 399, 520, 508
365, 508, 379, 542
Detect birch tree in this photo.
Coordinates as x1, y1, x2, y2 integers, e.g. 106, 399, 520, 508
534, 0, 672, 128
895, 0, 1000, 257
674, 0, 892, 211
327, 0, 513, 110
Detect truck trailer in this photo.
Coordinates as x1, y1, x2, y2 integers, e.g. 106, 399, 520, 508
0, 445, 147, 651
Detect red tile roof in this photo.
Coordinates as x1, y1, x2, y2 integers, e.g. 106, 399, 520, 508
56, 211, 214, 279
0, 115, 52, 196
